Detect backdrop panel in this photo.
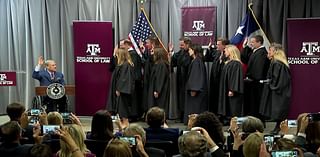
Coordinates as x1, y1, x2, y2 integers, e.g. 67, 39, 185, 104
181, 6, 216, 46
73, 21, 113, 116
287, 18, 320, 118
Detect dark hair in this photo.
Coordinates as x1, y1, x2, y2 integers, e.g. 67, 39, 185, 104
7, 102, 26, 121
242, 116, 264, 133
189, 43, 203, 58
91, 110, 114, 141
148, 36, 160, 47
273, 138, 298, 150
146, 107, 165, 128
1, 121, 22, 143
123, 39, 133, 46
179, 37, 192, 45
28, 144, 52, 157
217, 37, 230, 45
253, 35, 264, 45
193, 111, 225, 146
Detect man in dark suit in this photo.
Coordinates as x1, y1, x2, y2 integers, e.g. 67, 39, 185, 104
0, 121, 33, 157
32, 56, 65, 86
32, 56, 66, 112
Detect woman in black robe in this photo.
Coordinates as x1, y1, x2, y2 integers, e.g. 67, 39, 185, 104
218, 45, 244, 117
184, 43, 208, 124
259, 43, 291, 133
107, 48, 135, 123
147, 48, 170, 114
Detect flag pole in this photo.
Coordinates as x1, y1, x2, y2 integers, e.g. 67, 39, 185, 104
140, 8, 168, 53
248, 3, 271, 44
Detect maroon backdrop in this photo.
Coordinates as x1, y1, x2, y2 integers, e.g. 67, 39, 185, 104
287, 18, 320, 118
73, 22, 113, 116
181, 6, 216, 46
0, 72, 16, 86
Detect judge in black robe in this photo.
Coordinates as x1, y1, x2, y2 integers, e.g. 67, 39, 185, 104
242, 35, 270, 121
171, 48, 191, 121
259, 43, 291, 132
147, 48, 170, 113
184, 44, 208, 124
107, 49, 136, 118
218, 45, 244, 117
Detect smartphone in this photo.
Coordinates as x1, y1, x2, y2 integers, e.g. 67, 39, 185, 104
61, 112, 72, 124
182, 130, 201, 134
30, 109, 41, 116
41, 125, 59, 135
237, 117, 248, 125
271, 150, 298, 157
287, 120, 297, 128
29, 117, 38, 125
119, 136, 136, 146
307, 113, 320, 122
264, 134, 274, 151
111, 115, 120, 122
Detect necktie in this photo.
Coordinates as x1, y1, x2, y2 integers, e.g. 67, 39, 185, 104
51, 73, 54, 79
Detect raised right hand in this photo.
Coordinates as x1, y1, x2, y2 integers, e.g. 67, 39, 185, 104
38, 56, 44, 65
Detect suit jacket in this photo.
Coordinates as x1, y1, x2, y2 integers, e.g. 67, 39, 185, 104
0, 143, 33, 157
144, 127, 179, 144
32, 69, 65, 86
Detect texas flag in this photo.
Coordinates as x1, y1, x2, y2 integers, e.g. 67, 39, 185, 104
230, 11, 270, 50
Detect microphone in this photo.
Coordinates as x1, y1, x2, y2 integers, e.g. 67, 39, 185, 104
54, 77, 61, 83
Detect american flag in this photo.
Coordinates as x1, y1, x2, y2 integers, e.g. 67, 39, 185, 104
128, 11, 154, 56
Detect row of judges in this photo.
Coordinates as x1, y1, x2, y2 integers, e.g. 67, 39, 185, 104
106, 35, 291, 132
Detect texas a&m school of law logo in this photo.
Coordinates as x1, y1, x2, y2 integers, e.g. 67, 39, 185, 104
0, 72, 16, 86
288, 42, 320, 65
76, 43, 110, 64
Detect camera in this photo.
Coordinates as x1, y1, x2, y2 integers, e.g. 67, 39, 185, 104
287, 120, 297, 128
237, 117, 248, 125
307, 113, 320, 123
60, 112, 72, 124
29, 109, 41, 116
41, 125, 59, 135
264, 134, 274, 151
119, 136, 136, 146
271, 150, 298, 157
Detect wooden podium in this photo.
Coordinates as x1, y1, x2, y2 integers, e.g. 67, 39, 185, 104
35, 85, 75, 96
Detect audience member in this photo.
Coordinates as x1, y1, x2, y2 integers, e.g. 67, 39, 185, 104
28, 144, 53, 157
0, 121, 33, 157
124, 124, 164, 157
192, 111, 225, 148
55, 124, 95, 157
242, 132, 264, 157
87, 110, 114, 141
103, 139, 133, 157
55, 126, 85, 157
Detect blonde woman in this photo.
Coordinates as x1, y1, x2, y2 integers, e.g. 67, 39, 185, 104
55, 124, 95, 157
218, 45, 244, 117
260, 43, 291, 134
107, 48, 135, 125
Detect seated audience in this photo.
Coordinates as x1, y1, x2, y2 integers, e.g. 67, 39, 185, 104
124, 124, 165, 157
103, 139, 133, 157
86, 110, 114, 141
144, 107, 179, 144
28, 144, 53, 157
191, 111, 225, 148
55, 124, 95, 157
0, 121, 33, 157
242, 132, 264, 157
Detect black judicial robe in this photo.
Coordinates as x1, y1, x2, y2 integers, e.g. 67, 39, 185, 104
259, 60, 291, 120
142, 52, 154, 112
171, 49, 191, 114
148, 61, 170, 113
184, 57, 208, 124
243, 47, 270, 116
107, 62, 136, 118
218, 60, 244, 117
205, 48, 225, 114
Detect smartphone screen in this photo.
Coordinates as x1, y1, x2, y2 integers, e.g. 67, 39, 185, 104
30, 109, 41, 116
264, 134, 274, 151
307, 113, 320, 122
287, 120, 297, 128
119, 136, 136, 146
271, 150, 298, 157
60, 112, 72, 124
42, 125, 59, 135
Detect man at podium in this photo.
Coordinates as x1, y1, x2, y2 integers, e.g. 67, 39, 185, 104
32, 56, 66, 112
